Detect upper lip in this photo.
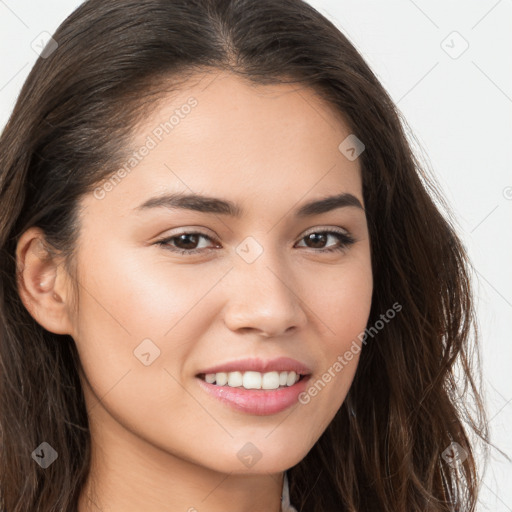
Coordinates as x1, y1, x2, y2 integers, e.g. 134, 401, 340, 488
196, 357, 312, 376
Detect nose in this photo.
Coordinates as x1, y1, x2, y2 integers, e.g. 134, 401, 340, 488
222, 250, 308, 338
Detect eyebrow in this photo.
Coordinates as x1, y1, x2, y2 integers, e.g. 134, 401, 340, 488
134, 191, 363, 217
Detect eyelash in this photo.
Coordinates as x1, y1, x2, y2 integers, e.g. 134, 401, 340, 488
154, 228, 356, 256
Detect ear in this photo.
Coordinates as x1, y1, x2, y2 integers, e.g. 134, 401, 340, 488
15, 227, 75, 336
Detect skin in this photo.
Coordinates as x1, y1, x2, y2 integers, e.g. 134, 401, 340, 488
16, 71, 373, 512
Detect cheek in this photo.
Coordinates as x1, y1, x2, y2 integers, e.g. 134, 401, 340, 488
72, 245, 215, 453
295, 252, 372, 418
74, 239, 218, 346
71, 243, 218, 408
305, 249, 373, 346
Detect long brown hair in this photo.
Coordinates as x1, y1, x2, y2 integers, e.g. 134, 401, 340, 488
0, 0, 489, 510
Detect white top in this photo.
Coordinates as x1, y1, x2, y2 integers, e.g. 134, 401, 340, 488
281, 472, 298, 512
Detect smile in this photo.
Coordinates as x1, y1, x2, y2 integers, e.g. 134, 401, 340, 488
198, 370, 303, 390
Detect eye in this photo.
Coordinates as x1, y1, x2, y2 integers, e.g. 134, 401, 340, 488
154, 228, 356, 256
295, 229, 356, 253
155, 232, 219, 255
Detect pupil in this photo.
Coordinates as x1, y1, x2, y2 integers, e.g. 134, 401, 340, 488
176, 234, 198, 249
306, 233, 327, 248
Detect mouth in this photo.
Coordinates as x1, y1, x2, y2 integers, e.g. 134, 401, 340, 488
195, 369, 312, 415
196, 370, 309, 391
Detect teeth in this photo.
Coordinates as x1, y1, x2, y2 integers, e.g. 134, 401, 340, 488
215, 372, 228, 386
286, 371, 297, 387
262, 371, 280, 389
227, 371, 243, 387
203, 370, 301, 390
205, 374, 216, 384
243, 371, 262, 389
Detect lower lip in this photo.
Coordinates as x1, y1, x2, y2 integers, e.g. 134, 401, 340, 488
195, 375, 311, 416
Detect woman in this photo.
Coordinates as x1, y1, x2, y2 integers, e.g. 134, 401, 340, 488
0, 0, 489, 510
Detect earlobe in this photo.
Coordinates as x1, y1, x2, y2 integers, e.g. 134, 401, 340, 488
15, 227, 74, 336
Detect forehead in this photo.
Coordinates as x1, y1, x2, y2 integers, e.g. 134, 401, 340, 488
82, 71, 363, 218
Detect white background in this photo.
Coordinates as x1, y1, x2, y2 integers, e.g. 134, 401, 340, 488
1, 0, 510, 509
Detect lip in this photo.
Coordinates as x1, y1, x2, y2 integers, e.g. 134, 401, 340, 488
196, 357, 312, 376
196, 374, 311, 415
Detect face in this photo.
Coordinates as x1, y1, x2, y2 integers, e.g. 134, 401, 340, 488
69, 71, 373, 475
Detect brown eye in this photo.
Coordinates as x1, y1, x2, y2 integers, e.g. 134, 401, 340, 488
155, 232, 218, 255
296, 230, 355, 253
173, 233, 201, 250
303, 233, 328, 249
